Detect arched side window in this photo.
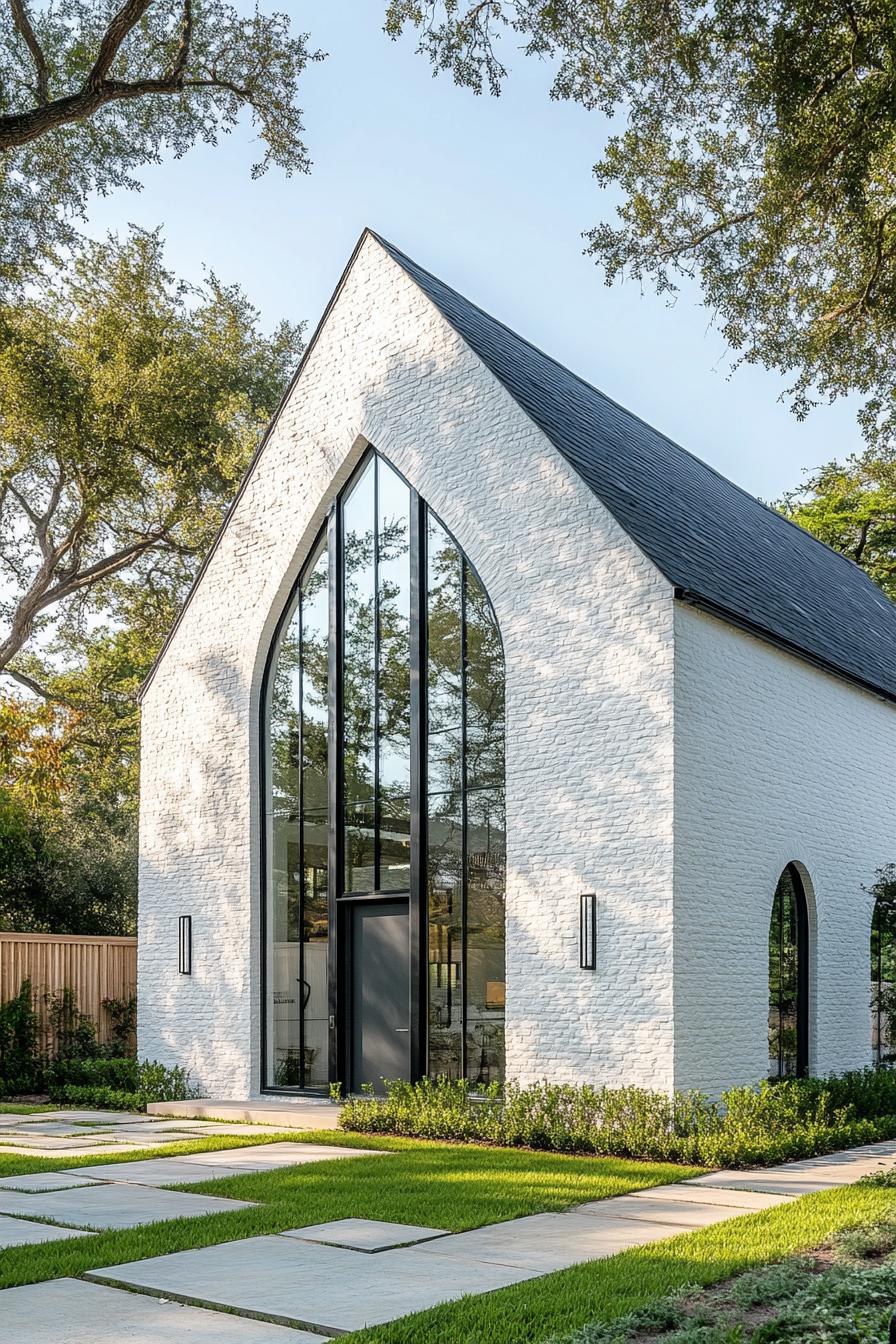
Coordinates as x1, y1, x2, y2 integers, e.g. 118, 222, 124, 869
262, 449, 505, 1093
768, 864, 809, 1080
871, 872, 896, 1064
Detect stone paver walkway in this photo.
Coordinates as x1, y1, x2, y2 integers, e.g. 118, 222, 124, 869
0, 1180, 257, 1230
0, 1212, 95, 1248
80, 1136, 896, 1336
2, 1278, 315, 1343
1, 1113, 895, 1341
0, 1107, 315, 1158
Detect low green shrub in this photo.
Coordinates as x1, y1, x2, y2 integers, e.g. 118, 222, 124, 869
45, 1054, 139, 1095
0, 979, 42, 1092
339, 1071, 896, 1168
46, 1058, 196, 1110
54, 1084, 144, 1111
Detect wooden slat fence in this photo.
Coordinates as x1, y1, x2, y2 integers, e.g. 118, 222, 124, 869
0, 933, 136, 1052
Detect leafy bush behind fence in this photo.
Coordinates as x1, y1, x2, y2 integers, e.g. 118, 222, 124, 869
0, 977, 193, 1109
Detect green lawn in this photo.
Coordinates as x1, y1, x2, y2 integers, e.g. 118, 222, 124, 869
1, 1127, 893, 1344
0, 1103, 58, 1115
347, 1181, 896, 1344
0, 1135, 696, 1290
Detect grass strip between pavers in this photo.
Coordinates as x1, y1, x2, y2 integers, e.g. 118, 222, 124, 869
0, 1139, 697, 1290
345, 1181, 896, 1344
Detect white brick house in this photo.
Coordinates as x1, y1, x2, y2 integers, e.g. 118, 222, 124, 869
138, 231, 896, 1101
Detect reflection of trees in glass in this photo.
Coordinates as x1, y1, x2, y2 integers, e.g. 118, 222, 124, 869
426, 516, 505, 1085
342, 459, 376, 891
768, 867, 802, 1079
267, 532, 330, 1088
870, 866, 896, 1064
342, 455, 412, 892
267, 449, 506, 1089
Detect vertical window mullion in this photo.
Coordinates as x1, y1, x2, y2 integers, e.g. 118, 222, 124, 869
298, 586, 306, 1088
373, 455, 381, 892
327, 503, 342, 1086
460, 558, 469, 1082
409, 492, 427, 1080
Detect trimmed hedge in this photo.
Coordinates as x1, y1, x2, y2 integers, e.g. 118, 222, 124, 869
46, 1058, 196, 1111
339, 1071, 896, 1168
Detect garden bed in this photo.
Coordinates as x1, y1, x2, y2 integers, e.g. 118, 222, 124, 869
340, 1073, 896, 1168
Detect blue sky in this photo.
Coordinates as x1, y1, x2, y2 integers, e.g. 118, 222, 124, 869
85, 1, 861, 500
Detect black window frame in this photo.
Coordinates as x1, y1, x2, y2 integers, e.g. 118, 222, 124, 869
260, 446, 505, 1093
768, 863, 810, 1081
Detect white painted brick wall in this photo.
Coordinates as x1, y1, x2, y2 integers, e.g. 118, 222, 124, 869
673, 603, 896, 1096
138, 234, 677, 1096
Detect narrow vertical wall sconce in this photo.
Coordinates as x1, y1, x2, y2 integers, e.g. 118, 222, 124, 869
178, 915, 192, 975
579, 894, 597, 970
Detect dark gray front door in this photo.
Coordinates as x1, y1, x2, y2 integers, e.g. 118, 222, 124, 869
349, 899, 410, 1093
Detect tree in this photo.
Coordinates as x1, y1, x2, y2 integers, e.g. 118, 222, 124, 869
0, 227, 302, 932
0, 226, 303, 691
0, 0, 322, 281
777, 451, 896, 601
385, 2, 896, 447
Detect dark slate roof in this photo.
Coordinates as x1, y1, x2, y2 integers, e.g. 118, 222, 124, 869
375, 232, 896, 704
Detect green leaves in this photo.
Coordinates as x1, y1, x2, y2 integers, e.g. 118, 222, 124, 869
777, 450, 896, 600
0, 227, 301, 935
388, 1, 896, 454
0, 0, 324, 284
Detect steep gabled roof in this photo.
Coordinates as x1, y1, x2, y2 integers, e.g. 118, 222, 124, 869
374, 233, 896, 704
143, 229, 896, 704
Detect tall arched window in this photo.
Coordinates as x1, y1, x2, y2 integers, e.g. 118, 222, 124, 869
871, 876, 896, 1064
263, 449, 505, 1093
768, 864, 809, 1079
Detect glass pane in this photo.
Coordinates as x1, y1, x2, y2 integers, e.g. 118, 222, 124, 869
872, 895, 896, 1065
465, 788, 506, 1086
343, 458, 376, 892
378, 458, 411, 881
428, 792, 463, 1078
300, 539, 329, 1087
465, 565, 505, 791
267, 595, 301, 1088
768, 870, 798, 1079
427, 517, 462, 797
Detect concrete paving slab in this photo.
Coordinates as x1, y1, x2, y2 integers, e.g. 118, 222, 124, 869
175, 1141, 384, 1169
408, 1211, 686, 1273
0, 1181, 255, 1229
72, 1158, 272, 1186
148, 1098, 343, 1130
0, 1131, 120, 1149
0, 1212, 94, 1247
0, 1171, 103, 1192
72, 1143, 384, 1187
690, 1143, 896, 1196
627, 1183, 791, 1210
94, 1129, 212, 1146
88, 1234, 539, 1332
158, 1123, 312, 1137
0, 1142, 146, 1158
282, 1217, 449, 1250
574, 1194, 750, 1229
17, 1110, 142, 1125
0, 1278, 318, 1343
0, 1122, 116, 1137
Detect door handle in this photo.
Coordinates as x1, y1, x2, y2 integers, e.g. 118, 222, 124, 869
395, 1028, 409, 1033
